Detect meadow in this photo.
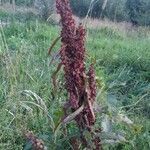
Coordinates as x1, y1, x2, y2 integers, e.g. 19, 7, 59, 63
0, 10, 150, 149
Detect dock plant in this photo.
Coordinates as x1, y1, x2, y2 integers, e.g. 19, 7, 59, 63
49, 0, 102, 149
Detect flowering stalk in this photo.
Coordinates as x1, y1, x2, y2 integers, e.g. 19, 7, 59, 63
54, 0, 101, 149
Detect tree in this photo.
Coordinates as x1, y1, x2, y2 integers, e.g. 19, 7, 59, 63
70, 0, 128, 22
70, 0, 91, 17
126, 0, 144, 25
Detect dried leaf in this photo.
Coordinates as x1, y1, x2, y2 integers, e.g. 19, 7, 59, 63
51, 63, 62, 91
48, 36, 61, 55
117, 114, 133, 125
63, 104, 84, 124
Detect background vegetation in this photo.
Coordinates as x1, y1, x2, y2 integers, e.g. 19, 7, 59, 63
0, 0, 150, 150
1, 0, 150, 25
70, 0, 150, 26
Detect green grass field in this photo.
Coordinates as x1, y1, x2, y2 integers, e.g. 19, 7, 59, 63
0, 18, 150, 150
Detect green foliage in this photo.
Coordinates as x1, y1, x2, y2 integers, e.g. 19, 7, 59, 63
104, 0, 127, 21
0, 0, 34, 6
70, 0, 91, 17
15, 0, 34, 6
0, 10, 10, 19
1, 0, 150, 25
70, 0, 128, 21
70, 0, 150, 26
34, 0, 55, 21
126, 0, 150, 26
0, 20, 150, 149
0, 10, 38, 24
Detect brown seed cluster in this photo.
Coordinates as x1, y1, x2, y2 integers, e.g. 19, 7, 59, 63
56, 0, 101, 149
25, 131, 45, 150
56, 0, 96, 126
